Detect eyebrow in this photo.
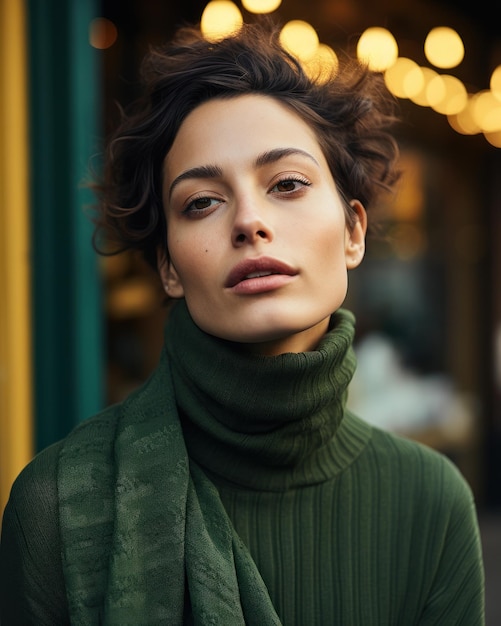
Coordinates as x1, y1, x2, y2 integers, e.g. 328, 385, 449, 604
168, 164, 223, 200
167, 147, 320, 200
254, 147, 320, 169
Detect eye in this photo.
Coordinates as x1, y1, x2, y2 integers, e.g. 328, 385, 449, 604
182, 195, 223, 216
270, 176, 311, 194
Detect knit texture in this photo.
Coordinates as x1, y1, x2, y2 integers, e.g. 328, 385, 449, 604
166, 299, 360, 490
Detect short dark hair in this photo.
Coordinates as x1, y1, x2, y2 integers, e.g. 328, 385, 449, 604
91, 19, 401, 270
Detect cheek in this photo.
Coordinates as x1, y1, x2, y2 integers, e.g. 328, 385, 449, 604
168, 236, 215, 290
302, 214, 346, 253
310, 229, 349, 278
168, 221, 213, 254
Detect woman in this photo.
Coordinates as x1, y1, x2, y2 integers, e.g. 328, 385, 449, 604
0, 20, 485, 625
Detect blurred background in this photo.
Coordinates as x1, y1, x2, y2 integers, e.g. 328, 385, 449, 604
1, 0, 500, 621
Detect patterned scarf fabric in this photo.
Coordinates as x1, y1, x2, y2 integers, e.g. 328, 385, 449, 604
58, 300, 356, 624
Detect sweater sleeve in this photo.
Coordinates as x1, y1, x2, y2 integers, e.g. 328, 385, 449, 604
416, 458, 485, 626
0, 442, 70, 625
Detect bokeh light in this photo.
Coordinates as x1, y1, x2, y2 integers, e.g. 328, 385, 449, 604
302, 43, 339, 82
471, 90, 501, 132
384, 57, 424, 99
484, 130, 501, 148
408, 67, 440, 107
428, 74, 467, 115
201, 1, 243, 42
490, 65, 501, 102
241, 0, 282, 13
424, 27, 464, 69
447, 95, 482, 135
280, 20, 319, 62
89, 17, 118, 49
357, 27, 398, 72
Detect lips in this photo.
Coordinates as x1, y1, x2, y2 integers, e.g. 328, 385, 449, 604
225, 256, 297, 288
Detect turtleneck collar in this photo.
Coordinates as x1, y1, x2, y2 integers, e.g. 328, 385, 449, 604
165, 300, 370, 491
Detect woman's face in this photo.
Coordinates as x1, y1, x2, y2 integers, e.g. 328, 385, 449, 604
160, 94, 366, 355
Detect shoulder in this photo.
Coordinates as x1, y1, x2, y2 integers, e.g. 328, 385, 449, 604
363, 430, 485, 623
5, 440, 63, 523
1, 404, 129, 625
1, 441, 67, 623
7, 404, 121, 513
363, 421, 476, 511
369, 424, 468, 476
61, 402, 121, 448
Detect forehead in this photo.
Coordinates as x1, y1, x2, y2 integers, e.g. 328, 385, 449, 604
164, 94, 326, 174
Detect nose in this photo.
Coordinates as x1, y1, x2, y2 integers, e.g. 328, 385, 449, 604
231, 195, 274, 247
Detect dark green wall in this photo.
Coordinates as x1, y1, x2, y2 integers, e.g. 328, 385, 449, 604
28, 0, 104, 450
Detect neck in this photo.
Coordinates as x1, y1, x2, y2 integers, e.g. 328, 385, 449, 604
242, 316, 331, 356
164, 300, 358, 489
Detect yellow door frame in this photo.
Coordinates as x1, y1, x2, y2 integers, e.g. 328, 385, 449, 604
0, 0, 33, 518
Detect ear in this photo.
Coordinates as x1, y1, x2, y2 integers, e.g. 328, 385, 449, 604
157, 247, 185, 298
345, 199, 367, 270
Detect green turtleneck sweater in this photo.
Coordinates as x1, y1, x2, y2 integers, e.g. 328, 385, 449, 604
0, 302, 485, 625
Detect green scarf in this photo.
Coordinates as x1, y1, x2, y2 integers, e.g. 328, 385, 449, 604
58, 300, 357, 624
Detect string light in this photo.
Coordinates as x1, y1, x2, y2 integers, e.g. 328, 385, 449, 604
424, 27, 464, 69
448, 95, 482, 135
384, 58, 424, 99
428, 75, 467, 115
471, 90, 501, 132
241, 0, 282, 13
201, 1, 243, 42
357, 27, 398, 72
279, 20, 319, 62
408, 67, 440, 107
194, 2, 499, 146
490, 65, 501, 102
484, 130, 501, 148
302, 43, 339, 82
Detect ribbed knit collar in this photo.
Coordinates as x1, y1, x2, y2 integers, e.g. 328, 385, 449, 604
165, 300, 369, 491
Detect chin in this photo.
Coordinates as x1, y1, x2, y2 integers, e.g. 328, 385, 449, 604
215, 317, 331, 354
191, 302, 339, 347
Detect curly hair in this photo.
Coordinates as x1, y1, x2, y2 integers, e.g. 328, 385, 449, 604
91, 19, 401, 270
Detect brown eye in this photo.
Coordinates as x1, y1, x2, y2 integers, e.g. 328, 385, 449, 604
193, 197, 212, 209
271, 176, 311, 194
182, 196, 222, 216
276, 180, 297, 192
